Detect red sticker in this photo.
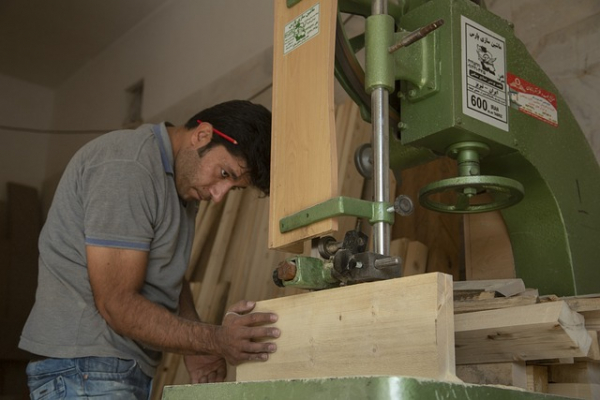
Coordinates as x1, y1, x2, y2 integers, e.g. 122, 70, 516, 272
507, 73, 558, 127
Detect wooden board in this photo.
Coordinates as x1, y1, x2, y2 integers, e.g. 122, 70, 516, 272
527, 365, 549, 393
453, 279, 526, 298
559, 296, 600, 312
391, 157, 461, 280
269, 0, 339, 250
456, 361, 527, 389
235, 273, 455, 382
463, 194, 515, 280
454, 290, 538, 314
547, 383, 600, 400
455, 301, 592, 365
403, 241, 428, 276
549, 361, 600, 384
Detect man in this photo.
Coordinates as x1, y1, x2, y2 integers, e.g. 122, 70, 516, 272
19, 100, 280, 399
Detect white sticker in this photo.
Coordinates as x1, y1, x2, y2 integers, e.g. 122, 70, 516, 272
461, 16, 508, 131
284, 4, 320, 55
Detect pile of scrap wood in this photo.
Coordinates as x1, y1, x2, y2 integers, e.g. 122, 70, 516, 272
453, 279, 600, 399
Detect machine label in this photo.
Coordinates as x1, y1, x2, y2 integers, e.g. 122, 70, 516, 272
507, 73, 558, 127
284, 3, 320, 55
461, 16, 509, 131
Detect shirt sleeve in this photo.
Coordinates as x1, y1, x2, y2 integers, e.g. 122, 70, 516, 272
82, 160, 161, 251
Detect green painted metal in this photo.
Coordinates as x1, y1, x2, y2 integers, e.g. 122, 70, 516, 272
162, 375, 574, 400
392, 25, 440, 100
393, 0, 600, 296
281, 256, 338, 290
420, 175, 525, 213
279, 196, 394, 233
419, 141, 525, 213
286, 0, 302, 8
365, 14, 395, 93
286, 0, 600, 295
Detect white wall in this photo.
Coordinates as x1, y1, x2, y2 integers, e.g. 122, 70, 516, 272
48, 0, 275, 180
488, 0, 600, 161
1, 0, 598, 204
0, 74, 54, 201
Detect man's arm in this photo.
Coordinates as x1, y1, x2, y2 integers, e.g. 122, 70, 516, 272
87, 246, 279, 365
178, 279, 228, 383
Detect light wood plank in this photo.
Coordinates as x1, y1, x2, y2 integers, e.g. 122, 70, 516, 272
235, 273, 455, 382
527, 365, 549, 393
549, 361, 600, 384
269, 0, 339, 250
403, 241, 428, 276
581, 310, 600, 330
455, 301, 592, 365
582, 331, 600, 361
463, 194, 515, 280
547, 383, 600, 400
454, 291, 538, 314
542, 295, 600, 313
456, 361, 527, 389
453, 279, 526, 298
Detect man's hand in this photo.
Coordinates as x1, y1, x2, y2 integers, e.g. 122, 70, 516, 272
214, 300, 280, 366
184, 354, 227, 384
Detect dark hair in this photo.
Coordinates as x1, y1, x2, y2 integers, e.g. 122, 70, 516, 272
185, 100, 272, 196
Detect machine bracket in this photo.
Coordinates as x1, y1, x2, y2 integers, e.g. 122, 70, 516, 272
393, 27, 440, 101
279, 196, 394, 233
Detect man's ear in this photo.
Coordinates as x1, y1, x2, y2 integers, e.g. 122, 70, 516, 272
192, 122, 213, 149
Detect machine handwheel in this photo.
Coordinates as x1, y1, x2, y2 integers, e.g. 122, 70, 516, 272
419, 175, 524, 214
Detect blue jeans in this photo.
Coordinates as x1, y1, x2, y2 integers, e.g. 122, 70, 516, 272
26, 357, 152, 399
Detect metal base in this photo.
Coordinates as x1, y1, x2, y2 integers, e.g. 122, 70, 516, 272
162, 376, 573, 399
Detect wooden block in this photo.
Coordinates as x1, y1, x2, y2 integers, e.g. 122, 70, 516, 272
549, 361, 600, 385
268, 0, 339, 250
235, 273, 455, 382
547, 383, 600, 400
426, 246, 459, 281
527, 365, 549, 393
455, 301, 592, 365
453, 279, 526, 298
403, 241, 428, 276
454, 291, 538, 314
560, 296, 600, 313
581, 331, 600, 361
463, 194, 515, 280
540, 295, 600, 313
580, 310, 600, 330
456, 361, 527, 389
390, 237, 409, 262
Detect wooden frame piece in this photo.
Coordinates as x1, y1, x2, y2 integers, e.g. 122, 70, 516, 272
235, 273, 456, 382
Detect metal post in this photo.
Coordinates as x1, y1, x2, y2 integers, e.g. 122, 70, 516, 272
371, 0, 391, 256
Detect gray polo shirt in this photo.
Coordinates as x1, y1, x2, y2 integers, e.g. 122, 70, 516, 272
19, 123, 197, 377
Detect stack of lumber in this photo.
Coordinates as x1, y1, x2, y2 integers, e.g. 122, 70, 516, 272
454, 279, 600, 399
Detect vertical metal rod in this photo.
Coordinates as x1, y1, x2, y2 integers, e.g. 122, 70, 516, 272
371, 0, 390, 256
372, 0, 387, 15
371, 89, 390, 256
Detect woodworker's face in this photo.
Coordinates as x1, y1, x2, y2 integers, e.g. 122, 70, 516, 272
174, 141, 250, 204
173, 122, 252, 203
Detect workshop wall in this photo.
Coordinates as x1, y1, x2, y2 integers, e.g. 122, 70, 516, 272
0, 74, 53, 202
488, 0, 600, 161
46, 0, 275, 186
